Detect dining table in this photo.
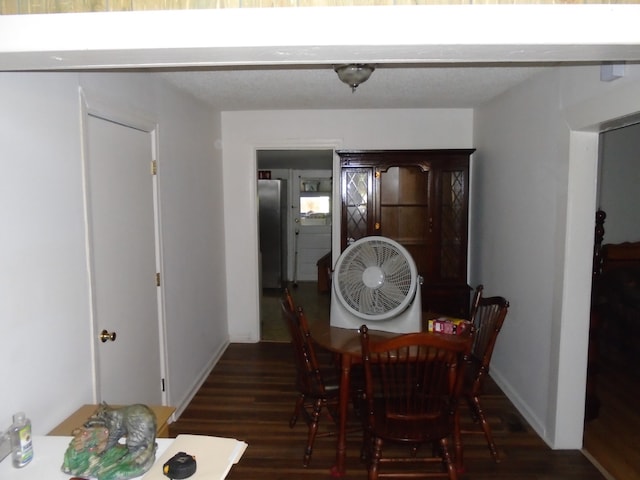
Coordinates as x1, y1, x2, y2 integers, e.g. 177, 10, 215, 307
312, 313, 471, 478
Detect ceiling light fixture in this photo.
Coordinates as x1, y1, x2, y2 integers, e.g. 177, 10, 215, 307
334, 64, 375, 92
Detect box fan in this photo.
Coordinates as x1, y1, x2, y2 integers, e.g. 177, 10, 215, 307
330, 236, 423, 333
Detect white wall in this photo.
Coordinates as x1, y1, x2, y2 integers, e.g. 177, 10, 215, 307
473, 64, 640, 448
598, 122, 640, 243
472, 69, 568, 441
1, 71, 93, 433
221, 108, 473, 342
149, 74, 228, 416
0, 71, 227, 433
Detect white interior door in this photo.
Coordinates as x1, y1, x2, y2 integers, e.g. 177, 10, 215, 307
293, 169, 332, 282
86, 113, 163, 405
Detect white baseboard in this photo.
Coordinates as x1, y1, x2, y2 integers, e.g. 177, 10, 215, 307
489, 367, 549, 446
581, 449, 616, 480
170, 340, 230, 421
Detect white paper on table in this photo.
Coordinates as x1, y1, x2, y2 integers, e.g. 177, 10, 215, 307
142, 434, 247, 480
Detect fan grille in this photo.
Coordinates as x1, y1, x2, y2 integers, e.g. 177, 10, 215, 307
335, 237, 417, 320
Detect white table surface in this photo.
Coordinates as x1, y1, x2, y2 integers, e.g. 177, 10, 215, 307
0, 434, 246, 480
0, 435, 172, 479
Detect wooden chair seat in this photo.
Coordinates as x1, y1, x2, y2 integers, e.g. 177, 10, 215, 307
369, 399, 451, 443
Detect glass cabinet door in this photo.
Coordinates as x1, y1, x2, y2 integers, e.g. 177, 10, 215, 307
437, 168, 468, 281
378, 165, 430, 281
342, 168, 373, 248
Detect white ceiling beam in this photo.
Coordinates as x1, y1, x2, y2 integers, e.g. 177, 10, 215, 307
1, 6, 640, 71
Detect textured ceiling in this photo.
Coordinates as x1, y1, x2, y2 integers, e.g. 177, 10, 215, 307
158, 64, 549, 111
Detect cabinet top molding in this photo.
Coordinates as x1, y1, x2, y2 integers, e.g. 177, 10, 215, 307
336, 149, 476, 155
337, 149, 475, 167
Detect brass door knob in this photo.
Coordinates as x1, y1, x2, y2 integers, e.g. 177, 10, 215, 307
99, 329, 117, 343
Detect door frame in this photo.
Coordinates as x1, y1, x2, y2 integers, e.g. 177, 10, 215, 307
79, 88, 168, 405
255, 145, 341, 275
254, 144, 340, 340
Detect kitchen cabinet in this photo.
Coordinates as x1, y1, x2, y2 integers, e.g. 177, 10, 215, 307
337, 149, 474, 318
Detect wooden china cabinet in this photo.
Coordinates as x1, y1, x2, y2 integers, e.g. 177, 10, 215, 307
337, 149, 474, 318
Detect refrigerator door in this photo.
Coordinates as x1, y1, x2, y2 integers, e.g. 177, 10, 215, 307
258, 179, 287, 289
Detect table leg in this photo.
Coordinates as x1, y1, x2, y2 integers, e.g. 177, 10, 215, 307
330, 353, 352, 478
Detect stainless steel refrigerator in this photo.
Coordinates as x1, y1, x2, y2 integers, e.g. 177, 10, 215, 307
258, 179, 288, 289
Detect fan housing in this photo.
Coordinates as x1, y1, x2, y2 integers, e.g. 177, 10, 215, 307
330, 236, 422, 333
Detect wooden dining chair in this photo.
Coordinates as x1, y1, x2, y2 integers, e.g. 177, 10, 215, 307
358, 325, 473, 480
461, 285, 510, 464
280, 291, 340, 467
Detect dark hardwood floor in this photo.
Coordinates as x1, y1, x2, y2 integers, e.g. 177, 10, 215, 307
169, 340, 606, 479
260, 282, 330, 342
583, 345, 640, 480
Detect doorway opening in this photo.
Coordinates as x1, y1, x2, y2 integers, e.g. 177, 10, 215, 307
257, 149, 334, 342
582, 121, 640, 480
